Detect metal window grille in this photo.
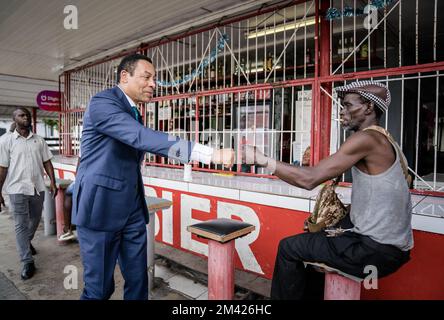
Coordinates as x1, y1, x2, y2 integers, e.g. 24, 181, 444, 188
59, 0, 444, 192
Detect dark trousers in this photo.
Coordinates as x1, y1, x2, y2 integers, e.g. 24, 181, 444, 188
77, 194, 148, 300
271, 222, 411, 300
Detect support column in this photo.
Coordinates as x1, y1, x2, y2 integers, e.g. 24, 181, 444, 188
311, 0, 332, 165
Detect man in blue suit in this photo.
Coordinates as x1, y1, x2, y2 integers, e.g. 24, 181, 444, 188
72, 54, 234, 300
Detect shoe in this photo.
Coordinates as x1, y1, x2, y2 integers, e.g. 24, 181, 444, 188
58, 231, 76, 241
30, 243, 37, 255
21, 262, 35, 280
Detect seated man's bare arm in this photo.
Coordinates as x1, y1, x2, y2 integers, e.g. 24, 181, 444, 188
272, 132, 376, 190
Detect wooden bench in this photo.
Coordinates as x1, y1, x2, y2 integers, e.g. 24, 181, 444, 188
144, 196, 172, 298
187, 218, 255, 300
304, 262, 362, 300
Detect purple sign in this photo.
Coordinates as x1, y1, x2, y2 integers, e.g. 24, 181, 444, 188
36, 90, 61, 111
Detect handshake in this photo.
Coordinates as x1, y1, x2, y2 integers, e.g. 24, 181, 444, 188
210, 145, 276, 172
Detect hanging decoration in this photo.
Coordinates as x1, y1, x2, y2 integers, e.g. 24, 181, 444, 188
156, 33, 229, 87
325, 0, 394, 21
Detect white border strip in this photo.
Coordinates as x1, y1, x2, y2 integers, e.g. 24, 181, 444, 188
412, 214, 444, 235
149, 177, 189, 192
189, 183, 240, 201
53, 163, 444, 235
240, 190, 310, 212
54, 163, 76, 172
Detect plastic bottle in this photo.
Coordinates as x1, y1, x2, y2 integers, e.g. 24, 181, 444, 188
305, 48, 312, 64
360, 43, 368, 59
349, 37, 354, 54
266, 52, 273, 71
210, 64, 216, 79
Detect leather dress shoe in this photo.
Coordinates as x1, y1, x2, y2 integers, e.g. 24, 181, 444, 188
21, 262, 36, 280
30, 243, 37, 255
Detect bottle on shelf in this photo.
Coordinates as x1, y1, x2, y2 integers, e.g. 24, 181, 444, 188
338, 38, 342, 56
266, 52, 273, 72
210, 86, 216, 103
305, 48, 312, 64
217, 60, 224, 79
275, 54, 282, 69
203, 66, 208, 80
175, 69, 181, 82
348, 37, 354, 54
343, 38, 348, 56
210, 64, 216, 80
235, 57, 246, 76
174, 106, 179, 118
360, 42, 369, 59
248, 59, 253, 74
241, 57, 247, 74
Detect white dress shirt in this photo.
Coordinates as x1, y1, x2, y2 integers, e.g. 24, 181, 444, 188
0, 130, 53, 195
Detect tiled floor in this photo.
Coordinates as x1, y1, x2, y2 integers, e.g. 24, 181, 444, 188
166, 274, 208, 299
155, 264, 208, 300
0, 202, 203, 300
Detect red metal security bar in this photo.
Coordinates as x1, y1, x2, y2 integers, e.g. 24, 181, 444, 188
59, 0, 444, 192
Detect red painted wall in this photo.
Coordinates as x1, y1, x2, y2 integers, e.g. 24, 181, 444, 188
54, 166, 444, 299
361, 230, 444, 300
149, 185, 308, 278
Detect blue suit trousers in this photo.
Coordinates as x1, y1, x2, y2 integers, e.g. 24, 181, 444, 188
77, 194, 148, 300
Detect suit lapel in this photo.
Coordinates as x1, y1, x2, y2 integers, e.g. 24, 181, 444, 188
114, 87, 146, 160
114, 86, 134, 116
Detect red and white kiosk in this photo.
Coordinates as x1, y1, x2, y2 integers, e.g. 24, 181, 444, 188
55, 0, 444, 299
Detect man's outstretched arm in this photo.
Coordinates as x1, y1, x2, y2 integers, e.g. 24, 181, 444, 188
246, 131, 375, 190
88, 98, 234, 167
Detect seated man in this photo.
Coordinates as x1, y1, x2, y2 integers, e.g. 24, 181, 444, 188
58, 156, 80, 241
58, 181, 76, 241
245, 81, 413, 300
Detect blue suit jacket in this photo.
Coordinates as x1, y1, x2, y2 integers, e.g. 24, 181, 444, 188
72, 86, 193, 231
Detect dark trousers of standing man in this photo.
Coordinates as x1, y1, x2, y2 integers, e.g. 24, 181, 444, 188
9, 193, 44, 266
77, 192, 148, 300
270, 226, 411, 300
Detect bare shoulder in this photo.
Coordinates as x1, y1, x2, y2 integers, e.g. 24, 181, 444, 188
340, 130, 379, 154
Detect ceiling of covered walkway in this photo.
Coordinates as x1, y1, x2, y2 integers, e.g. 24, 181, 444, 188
0, 0, 274, 112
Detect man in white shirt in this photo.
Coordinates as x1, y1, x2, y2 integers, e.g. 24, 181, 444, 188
0, 108, 57, 280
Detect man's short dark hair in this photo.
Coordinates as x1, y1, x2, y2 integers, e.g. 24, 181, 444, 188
12, 107, 31, 120
116, 54, 152, 83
